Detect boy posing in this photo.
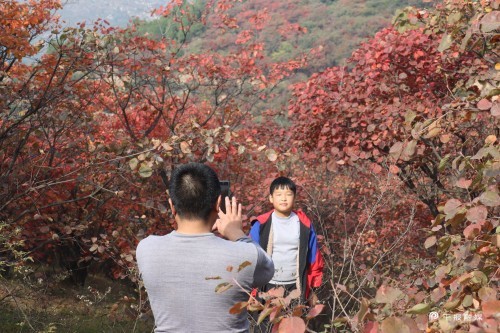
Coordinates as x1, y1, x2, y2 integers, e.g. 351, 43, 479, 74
249, 176, 324, 304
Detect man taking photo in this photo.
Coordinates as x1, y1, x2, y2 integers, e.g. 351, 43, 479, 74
136, 163, 274, 332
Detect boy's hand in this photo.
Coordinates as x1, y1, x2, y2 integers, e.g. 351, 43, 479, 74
213, 196, 246, 241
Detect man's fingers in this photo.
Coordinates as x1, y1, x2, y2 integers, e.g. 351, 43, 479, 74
225, 196, 239, 215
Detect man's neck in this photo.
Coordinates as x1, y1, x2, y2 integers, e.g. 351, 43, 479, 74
176, 218, 214, 234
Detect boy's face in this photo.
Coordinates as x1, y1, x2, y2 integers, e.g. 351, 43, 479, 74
269, 186, 295, 217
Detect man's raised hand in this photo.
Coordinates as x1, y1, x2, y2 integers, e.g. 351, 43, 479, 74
214, 196, 245, 241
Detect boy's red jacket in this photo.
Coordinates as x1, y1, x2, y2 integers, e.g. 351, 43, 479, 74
249, 209, 324, 300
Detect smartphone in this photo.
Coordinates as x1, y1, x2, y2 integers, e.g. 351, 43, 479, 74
219, 180, 231, 213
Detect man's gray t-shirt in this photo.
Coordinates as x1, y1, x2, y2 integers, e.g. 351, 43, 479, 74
136, 231, 274, 333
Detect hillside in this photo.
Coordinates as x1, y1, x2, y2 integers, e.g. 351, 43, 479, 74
134, 0, 432, 114
136, 0, 432, 74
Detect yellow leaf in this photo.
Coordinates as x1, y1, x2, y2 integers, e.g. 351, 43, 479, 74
215, 282, 233, 294
138, 163, 153, 178
180, 141, 191, 154
424, 127, 442, 138
266, 149, 278, 162
161, 143, 173, 151
485, 135, 496, 144
238, 261, 252, 272
129, 158, 139, 170
407, 303, 431, 314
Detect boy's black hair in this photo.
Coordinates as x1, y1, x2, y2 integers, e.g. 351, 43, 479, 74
169, 163, 221, 221
270, 176, 296, 195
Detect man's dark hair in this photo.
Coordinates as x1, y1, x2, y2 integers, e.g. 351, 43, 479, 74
270, 176, 296, 195
169, 163, 221, 220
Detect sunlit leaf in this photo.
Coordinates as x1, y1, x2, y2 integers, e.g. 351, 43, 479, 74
424, 236, 437, 249
480, 12, 500, 33
437, 33, 452, 52
180, 141, 191, 154
257, 306, 273, 325
462, 294, 473, 308
129, 158, 139, 170
478, 190, 500, 207
266, 149, 278, 162
138, 163, 153, 178
389, 141, 403, 158
485, 135, 497, 145
478, 287, 496, 302
407, 303, 431, 314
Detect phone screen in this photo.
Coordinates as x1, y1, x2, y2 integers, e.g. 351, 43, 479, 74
219, 180, 231, 213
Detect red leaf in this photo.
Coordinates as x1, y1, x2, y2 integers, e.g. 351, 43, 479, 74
477, 99, 492, 111
443, 199, 462, 216
455, 178, 472, 189
466, 206, 488, 223
389, 164, 400, 174
491, 102, 500, 117
371, 164, 383, 174
482, 300, 500, 318
463, 224, 481, 240
278, 317, 306, 333
380, 317, 410, 333
265, 286, 285, 298
364, 321, 379, 333
306, 304, 325, 319
229, 301, 248, 315
375, 285, 402, 304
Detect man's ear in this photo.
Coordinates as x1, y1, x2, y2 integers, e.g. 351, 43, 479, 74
168, 199, 177, 216
269, 194, 274, 204
216, 195, 222, 212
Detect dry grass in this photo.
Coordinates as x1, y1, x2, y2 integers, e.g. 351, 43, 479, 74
0, 270, 154, 333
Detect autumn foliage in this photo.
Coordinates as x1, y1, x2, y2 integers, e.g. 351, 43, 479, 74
1, 0, 499, 332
